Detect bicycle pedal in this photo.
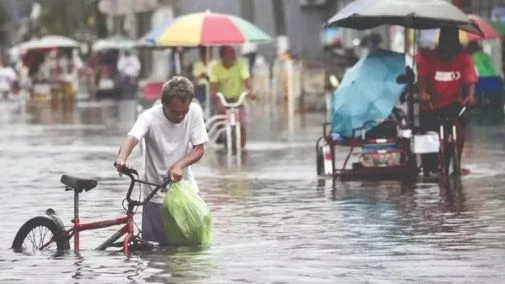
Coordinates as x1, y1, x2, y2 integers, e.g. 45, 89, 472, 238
130, 239, 154, 251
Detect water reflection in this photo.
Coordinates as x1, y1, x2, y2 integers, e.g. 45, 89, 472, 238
2, 100, 505, 282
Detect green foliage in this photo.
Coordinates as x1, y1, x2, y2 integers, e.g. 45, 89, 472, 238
36, 0, 95, 38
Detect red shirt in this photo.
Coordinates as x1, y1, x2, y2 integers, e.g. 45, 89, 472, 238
416, 50, 477, 111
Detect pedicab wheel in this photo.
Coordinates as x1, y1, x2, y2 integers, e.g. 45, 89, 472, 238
451, 145, 461, 176
12, 217, 69, 255
316, 146, 324, 176
438, 143, 447, 176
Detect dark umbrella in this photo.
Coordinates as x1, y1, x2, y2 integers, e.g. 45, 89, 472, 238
325, 0, 482, 35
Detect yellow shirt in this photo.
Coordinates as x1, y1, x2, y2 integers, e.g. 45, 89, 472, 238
209, 59, 250, 100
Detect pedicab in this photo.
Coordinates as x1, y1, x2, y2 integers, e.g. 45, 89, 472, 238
18, 35, 81, 103
317, 0, 483, 182
316, 49, 418, 180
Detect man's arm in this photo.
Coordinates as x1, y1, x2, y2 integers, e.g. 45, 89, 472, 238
210, 82, 218, 98
168, 144, 205, 182
115, 136, 139, 169
418, 77, 431, 102
244, 78, 253, 94
464, 84, 476, 105
462, 54, 478, 105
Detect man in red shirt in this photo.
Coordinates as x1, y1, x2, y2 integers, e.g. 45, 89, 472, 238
416, 27, 477, 176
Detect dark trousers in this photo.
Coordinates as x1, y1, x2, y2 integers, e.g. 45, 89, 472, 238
419, 104, 465, 173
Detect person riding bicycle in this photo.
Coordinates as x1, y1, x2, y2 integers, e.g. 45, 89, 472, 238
209, 46, 253, 147
416, 27, 477, 176
115, 76, 208, 244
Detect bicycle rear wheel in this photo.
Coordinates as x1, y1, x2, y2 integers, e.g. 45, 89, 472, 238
12, 217, 69, 255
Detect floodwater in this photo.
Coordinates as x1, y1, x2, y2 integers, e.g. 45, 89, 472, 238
1, 99, 505, 283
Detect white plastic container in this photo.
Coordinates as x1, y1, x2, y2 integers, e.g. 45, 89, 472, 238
412, 131, 440, 154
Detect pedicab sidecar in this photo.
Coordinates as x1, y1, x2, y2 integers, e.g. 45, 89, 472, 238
316, 112, 419, 181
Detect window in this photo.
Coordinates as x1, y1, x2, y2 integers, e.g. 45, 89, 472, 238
112, 16, 125, 36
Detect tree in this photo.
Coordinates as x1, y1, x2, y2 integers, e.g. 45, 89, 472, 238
36, 0, 100, 40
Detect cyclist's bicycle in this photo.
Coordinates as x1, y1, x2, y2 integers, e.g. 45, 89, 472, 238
11, 164, 170, 256
437, 105, 467, 177
206, 91, 248, 155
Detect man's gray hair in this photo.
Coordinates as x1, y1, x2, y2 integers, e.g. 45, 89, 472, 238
161, 76, 194, 105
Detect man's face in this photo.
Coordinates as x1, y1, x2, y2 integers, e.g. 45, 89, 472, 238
222, 47, 236, 68
163, 97, 191, 124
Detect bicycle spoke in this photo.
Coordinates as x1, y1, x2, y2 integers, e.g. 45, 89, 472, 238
38, 226, 45, 248
39, 227, 52, 249
21, 226, 56, 255
23, 230, 38, 254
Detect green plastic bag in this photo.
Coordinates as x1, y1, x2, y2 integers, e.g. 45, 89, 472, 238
162, 181, 212, 246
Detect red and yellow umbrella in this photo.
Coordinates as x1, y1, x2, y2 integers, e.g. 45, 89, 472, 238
141, 11, 272, 46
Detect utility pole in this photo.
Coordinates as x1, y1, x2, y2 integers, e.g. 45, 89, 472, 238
127, 0, 136, 39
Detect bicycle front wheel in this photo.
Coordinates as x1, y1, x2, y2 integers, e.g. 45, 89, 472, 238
438, 141, 448, 176
451, 145, 461, 176
231, 125, 237, 155
12, 217, 69, 255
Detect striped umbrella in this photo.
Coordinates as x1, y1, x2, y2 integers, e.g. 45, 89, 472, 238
418, 14, 499, 45
141, 11, 272, 46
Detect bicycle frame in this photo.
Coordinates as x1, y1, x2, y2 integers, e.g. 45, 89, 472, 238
437, 106, 467, 176
44, 167, 169, 255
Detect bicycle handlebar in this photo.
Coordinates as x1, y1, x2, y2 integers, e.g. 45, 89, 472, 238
216, 91, 248, 108
114, 162, 139, 176
113, 162, 170, 207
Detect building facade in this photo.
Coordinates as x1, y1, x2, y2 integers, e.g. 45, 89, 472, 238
99, 0, 341, 70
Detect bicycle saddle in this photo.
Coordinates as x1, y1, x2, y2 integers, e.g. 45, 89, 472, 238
60, 175, 98, 192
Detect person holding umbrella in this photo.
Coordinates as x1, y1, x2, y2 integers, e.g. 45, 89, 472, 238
416, 27, 477, 176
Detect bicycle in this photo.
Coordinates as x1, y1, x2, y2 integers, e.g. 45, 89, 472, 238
206, 91, 248, 155
436, 105, 467, 177
11, 164, 170, 256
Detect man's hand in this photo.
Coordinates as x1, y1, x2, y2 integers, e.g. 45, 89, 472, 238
247, 91, 257, 100
115, 158, 127, 171
168, 163, 184, 182
463, 95, 477, 106
418, 90, 431, 102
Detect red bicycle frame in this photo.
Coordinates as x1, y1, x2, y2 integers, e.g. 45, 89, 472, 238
61, 189, 136, 254
45, 165, 169, 255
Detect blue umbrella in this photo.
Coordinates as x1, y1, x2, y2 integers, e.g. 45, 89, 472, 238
137, 19, 173, 46
331, 49, 406, 137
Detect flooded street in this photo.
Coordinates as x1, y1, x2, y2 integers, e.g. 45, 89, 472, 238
1, 99, 505, 283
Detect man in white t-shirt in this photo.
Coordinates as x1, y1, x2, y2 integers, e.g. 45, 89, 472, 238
117, 50, 141, 99
115, 76, 208, 244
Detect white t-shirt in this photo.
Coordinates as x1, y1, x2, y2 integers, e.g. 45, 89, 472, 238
128, 102, 209, 203
0, 66, 17, 92
117, 55, 141, 77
